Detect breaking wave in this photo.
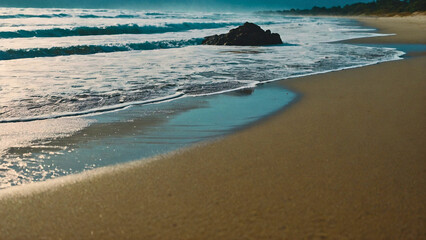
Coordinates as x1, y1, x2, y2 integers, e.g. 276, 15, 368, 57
78, 14, 139, 18
0, 38, 203, 60
0, 13, 166, 19
0, 22, 240, 38
0, 13, 71, 18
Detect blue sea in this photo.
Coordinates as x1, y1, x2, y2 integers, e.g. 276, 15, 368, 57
0, 8, 404, 189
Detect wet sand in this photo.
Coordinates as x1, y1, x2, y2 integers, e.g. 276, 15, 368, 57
0, 17, 425, 239
349, 15, 426, 44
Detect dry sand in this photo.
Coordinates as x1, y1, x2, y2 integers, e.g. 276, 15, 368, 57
0, 17, 425, 239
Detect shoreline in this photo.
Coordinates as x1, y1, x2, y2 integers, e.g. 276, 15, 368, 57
0, 84, 297, 189
0, 16, 425, 239
0, 17, 406, 188
345, 15, 426, 44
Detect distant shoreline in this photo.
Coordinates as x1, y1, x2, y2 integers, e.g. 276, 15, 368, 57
258, 0, 426, 17
259, 11, 426, 17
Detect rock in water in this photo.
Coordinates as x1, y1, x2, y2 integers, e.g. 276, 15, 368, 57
202, 22, 283, 46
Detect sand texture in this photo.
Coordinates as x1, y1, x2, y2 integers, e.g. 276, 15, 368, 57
349, 15, 426, 44
0, 17, 425, 239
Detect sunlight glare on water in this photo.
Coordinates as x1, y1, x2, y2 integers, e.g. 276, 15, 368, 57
0, 7, 405, 189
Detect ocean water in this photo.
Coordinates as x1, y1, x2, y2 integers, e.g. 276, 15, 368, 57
0, 8, 404, 189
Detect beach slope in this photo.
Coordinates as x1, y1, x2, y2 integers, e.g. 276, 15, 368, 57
349, 15, 426, 44
0, 17, 425, 239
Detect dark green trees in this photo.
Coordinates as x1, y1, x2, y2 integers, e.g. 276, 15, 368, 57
270, 0, 426, 16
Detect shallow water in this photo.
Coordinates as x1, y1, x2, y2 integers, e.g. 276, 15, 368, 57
0, 8, 406, 188
0, 8, 403, 122
0, 84, 296, 188
352, 43, 426, 56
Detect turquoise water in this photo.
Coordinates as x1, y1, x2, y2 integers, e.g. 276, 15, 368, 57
0, 84, 296, 188
0, 8, 408, 189
353, 43, 426, 57
0, 8, 403, 122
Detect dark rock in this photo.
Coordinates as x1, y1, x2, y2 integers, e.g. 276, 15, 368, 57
202, 22, 283, 46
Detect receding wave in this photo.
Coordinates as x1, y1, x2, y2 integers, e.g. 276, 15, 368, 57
0, 38, 203, 60
0, 22, 240, 39
0, 92, 186, 124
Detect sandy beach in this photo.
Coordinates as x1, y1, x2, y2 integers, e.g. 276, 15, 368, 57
0, 16, 425, 239
349, 15, 426, 44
